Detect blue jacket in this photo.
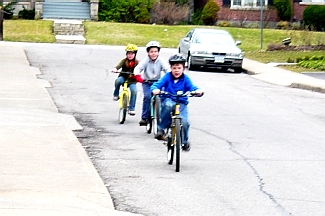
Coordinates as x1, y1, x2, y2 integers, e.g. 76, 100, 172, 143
150, 72, 199, 105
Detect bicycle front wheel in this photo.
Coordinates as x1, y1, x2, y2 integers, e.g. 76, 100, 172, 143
175, 119, 182, 172
152, 96, 161, 136
118, 94, 128, 124
167, 136, 174, 165
146, 118, 152, 134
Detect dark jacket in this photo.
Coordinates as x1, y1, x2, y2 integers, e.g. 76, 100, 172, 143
115, 58, 139, 84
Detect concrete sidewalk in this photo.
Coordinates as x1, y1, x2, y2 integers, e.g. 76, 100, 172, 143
0, 43, 143, 215
243, 58, 325, 93
1, 42, 325, 216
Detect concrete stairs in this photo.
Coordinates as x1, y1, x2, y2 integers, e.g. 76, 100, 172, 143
53, 20, 86, 44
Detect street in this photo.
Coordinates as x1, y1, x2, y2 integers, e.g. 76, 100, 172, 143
23, 43, 325, 216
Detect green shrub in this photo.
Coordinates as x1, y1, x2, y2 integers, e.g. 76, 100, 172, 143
296, 57, 303, 63
200, 0, 220, 25
175, 0, 188, 6
3, 1, 17, 19
273, 0, 292, 21
291, 22, 301, 30
18, 6, 35, 20
287, 57, 294, 63
246, 22, 259, 29
190, 8, 203, 25
298, 60, 325, 70
98, 0, 152, 23
218, 21, 230, 27
135, 4, 150, 23
310, 55, 319, 61
276, 21, 289, 29
303, 5, 325, 32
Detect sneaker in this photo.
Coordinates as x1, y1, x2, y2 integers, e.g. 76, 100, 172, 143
182, 142, 191, 151
139, 119, 147, 126
128, 110, 135, 116
113, 96, 119, 101
155, 130, 166, 141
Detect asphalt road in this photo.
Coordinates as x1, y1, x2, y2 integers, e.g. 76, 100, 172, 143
23, 43, 325, 216
302, 72, 325, 80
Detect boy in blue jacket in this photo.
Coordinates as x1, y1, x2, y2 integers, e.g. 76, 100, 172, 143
150, 54, 203, 151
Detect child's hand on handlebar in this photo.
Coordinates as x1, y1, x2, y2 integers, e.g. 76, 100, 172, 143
152, 89, 160, 95
111, 68, 118, 73
191, 89, 204, 97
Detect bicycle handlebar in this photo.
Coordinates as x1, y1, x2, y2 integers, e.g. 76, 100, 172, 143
158, 91, 204, 97
117, 71, 133, 75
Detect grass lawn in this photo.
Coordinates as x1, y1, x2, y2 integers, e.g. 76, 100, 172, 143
3, 20, 56, 43
3, 20, 325, 72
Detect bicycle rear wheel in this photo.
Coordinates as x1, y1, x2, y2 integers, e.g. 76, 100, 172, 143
118, 94, 128, 124
175, 119, 181, 172
152, 96, 161, 136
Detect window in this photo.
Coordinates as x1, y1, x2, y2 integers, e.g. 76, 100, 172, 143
300, 0, 325, 5
231, 0, 268, 8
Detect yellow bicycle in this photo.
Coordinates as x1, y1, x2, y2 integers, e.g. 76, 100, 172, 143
118, 71, 132, 124
159, 91, 202, 172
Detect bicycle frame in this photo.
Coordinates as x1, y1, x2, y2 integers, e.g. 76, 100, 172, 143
146, 94, 161, 135
117, 72, 132, 124
119, 80, 129, 109
169, 103, 182, 146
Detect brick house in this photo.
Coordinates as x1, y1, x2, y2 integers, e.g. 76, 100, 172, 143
195, 0, 325, 27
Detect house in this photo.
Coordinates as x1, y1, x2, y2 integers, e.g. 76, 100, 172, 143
195, 0, 325, 27
3, 0, 99, 20
4, 0, 324, 26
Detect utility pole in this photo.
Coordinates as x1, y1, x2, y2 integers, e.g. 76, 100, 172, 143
0, 0, 3, 41
260, 0, 263, 50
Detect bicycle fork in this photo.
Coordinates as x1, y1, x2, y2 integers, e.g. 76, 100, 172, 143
170, 104, 183, 146
119, 82, 129, 109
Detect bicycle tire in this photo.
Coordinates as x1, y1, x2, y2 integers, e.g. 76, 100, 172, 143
167, 136, 174, 165
146, 118, 152, 134
175, 119, 181, 172
152, 96, 161, 136
118, 94, 128, 124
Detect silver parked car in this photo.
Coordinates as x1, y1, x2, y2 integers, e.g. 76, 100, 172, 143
178, 28, 244, 72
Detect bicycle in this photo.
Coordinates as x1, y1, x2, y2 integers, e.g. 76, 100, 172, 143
157, 91, 202, 172
117, 71, 132, 124
146, 94, 161, 136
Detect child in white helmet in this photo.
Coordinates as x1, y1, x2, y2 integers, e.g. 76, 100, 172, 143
133, 40, 170, 125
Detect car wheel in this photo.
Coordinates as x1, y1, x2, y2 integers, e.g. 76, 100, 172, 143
233, 67, 242, 73
187, 54, 195, 71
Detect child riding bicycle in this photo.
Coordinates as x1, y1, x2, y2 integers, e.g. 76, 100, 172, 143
133, 40, 170, 125
150, 54, 203, 151
111, 44, 142, 116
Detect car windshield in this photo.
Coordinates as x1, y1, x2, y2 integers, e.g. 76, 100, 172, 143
192, 32, 235, 46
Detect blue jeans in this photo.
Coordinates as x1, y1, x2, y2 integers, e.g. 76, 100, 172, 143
158, 98, 190, 144
114, 77, 137, 111
141, 82, 153, 119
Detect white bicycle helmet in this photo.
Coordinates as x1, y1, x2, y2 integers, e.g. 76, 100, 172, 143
146, 40, 161, 52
